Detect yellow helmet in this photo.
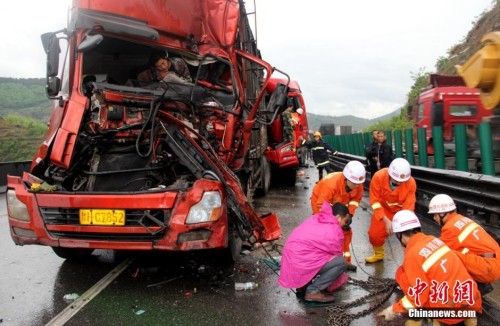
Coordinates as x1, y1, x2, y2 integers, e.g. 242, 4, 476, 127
313, 131, 322, 138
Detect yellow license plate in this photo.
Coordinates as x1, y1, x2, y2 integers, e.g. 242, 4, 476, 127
79, 209, 126, 226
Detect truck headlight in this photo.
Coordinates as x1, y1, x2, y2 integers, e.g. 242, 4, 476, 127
7, 190, 30, 221
186, 191, 222, 224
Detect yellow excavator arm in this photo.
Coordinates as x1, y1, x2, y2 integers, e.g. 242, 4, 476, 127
456, 31, 500, 110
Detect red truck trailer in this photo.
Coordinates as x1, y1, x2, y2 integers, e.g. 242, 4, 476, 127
6, 0, 286, 261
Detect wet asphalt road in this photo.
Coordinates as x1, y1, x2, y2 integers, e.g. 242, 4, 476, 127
1, 165, 499, 325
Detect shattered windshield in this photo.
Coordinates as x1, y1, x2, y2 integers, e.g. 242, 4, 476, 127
80, 35, 237, 108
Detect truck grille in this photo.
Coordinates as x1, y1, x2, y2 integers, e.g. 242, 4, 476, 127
39, 207, 170, 241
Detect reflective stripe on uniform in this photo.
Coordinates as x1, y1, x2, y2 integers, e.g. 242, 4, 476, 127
401, 296, 415, 309
344, 252, 351, 257
386, 201, 402, 207
317, 160, 331, 166
458, 223, 480, 243
422, 246, 451, 272
461, 248, 469, 254
372, 202, 382, 210
348, 201, 359, 207
312, 146, 325, 150
325, 172, 341, 179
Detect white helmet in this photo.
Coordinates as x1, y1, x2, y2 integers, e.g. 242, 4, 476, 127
388, 158, 411, 182
392, 210, 421, 233
343, 161, 366, 184
296, 108, 304, 115
428, 194, 456, 214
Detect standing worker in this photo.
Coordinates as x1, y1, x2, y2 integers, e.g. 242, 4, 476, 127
290, 108, 304, 150
300, 131, 338, 180
376, 130, 393, 170
365, 158, 416, 263
365, 130, 379, 176
378, 210, 482, 325
282, 105, 294, 144
428, 194, 500, 295
278, 202, 350, 303
310, 161, 366, 271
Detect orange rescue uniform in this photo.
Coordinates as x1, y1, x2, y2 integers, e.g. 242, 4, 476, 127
369, 168, 416, 246
440, 212, 500, 283
310, 172, 363, 263
393, 233, 482, 325
290, 112, 301, 149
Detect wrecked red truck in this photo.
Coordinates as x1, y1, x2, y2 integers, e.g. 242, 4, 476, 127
6, 0, 288, 261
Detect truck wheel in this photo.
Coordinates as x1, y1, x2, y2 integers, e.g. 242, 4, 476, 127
51, 247, 94, 261
255, 156, 271, 197
222, 228, 242, 263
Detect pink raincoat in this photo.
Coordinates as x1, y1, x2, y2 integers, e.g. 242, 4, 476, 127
278, 201, 344, 288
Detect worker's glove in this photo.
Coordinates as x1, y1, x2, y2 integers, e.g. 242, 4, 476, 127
377, 305, 396, 321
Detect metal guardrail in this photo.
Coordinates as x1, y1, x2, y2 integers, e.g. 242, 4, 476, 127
0, 161, 31, 193
330, 153, 500, 242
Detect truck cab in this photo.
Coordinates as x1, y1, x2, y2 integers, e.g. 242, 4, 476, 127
263, 78, 309, 186
412, 74, 491, 155
6, 0, 282, 261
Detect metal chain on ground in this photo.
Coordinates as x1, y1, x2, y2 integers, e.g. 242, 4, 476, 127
327, 276, 397, 326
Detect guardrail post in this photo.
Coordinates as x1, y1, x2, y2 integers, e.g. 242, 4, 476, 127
339, 135, 346, 153
363, 132, 371, 147
354, 133, 363, 156
417, 128, 428, 167
432, 126, 445, 169
385, 130, 392, 152
405, 128, 414, 165
479, 122, 495, 175
345, 134, 356, 155
454, 124, 468, 172
334, 135, 341, 151
394, 130, 403, 158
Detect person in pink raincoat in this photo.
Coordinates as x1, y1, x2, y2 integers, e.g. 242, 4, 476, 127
278, 202, 350, 303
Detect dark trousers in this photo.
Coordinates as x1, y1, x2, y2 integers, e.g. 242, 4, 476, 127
317, 164, 334, 180
306, 256, 347, 293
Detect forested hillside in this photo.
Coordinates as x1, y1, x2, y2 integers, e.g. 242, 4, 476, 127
0, 78, 52, 122
0, 115, 47, 162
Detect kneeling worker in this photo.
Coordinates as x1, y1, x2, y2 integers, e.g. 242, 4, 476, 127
310, 160, 366, 271
278, 202, 350, 303
429, 194, 500, 295
378, 210, 482, 325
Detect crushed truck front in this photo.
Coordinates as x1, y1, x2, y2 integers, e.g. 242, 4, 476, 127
6, 0, 281, 259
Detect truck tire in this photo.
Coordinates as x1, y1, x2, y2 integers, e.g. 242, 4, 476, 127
255, 156, 271, 197
222, 228, 242, 263
51, 247, 94, 261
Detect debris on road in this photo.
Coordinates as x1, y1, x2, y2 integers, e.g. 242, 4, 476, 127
63, 293, 80, 302
234, 282, 258, 290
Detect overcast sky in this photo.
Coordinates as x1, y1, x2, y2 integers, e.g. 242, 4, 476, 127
0, 0, 494, 119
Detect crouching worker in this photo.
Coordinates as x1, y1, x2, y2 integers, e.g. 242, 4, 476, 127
429, 194, 500, 295
278, 202, 350, 303
378, 210, 482, 326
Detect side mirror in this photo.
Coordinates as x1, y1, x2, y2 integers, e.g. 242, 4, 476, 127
41, 32, 61, 78
266, 83, 288, 113
78, 33, 103, 52
46, 77, 61, 97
